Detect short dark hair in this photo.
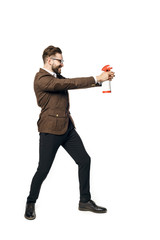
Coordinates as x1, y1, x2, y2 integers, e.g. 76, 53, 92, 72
42, 45, 62, 63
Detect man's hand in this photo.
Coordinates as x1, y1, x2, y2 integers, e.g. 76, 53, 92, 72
96, 71, 115, 83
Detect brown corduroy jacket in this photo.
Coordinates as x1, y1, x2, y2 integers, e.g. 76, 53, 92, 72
34, 68, 101, 135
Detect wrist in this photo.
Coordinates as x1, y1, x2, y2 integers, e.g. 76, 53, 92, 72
96, 76, 101, 83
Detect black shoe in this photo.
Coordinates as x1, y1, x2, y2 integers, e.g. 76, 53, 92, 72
24, 203, 36, 220
79, 200, 107, 213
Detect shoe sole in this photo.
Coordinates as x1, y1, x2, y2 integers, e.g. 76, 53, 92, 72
79, 207, 107, 213
24, 215, 36, 220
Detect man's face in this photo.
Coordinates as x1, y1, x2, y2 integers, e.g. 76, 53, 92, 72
50, 53, 64, 74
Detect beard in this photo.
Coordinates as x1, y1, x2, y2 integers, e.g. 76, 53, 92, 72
52, 64, 62, 74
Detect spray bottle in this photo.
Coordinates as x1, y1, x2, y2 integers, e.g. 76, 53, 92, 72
102, 65, 112, 93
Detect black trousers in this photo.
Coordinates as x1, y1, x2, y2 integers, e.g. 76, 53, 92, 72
27, 120, 91, 203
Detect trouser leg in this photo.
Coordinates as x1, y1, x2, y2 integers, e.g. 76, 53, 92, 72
62, 129, 91, 202
27, 133, 62, 203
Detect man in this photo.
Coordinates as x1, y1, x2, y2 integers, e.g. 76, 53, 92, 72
25, 45, 115, 220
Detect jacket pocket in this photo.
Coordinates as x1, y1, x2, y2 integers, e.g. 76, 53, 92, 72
48, 109, 68, 132
48, 109, 67, 118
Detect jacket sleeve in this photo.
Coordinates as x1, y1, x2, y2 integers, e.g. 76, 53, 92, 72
35, 74, 101, 92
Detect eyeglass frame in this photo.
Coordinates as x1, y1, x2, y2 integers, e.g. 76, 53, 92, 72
50, 57, 64, 64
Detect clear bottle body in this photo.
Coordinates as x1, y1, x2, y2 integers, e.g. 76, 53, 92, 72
102, 80, 111, 93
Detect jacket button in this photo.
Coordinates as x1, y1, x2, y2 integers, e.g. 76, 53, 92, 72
56, 114, 59, 117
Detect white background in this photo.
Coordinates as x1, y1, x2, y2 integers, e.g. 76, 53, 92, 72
0, 0, 160, 239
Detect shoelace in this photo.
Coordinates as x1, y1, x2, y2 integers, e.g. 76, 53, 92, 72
89, 200, 96, 207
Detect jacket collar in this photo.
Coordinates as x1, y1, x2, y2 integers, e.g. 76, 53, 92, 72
39, 68, 57, 77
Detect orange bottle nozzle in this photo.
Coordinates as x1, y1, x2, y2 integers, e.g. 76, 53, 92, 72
102, 65, 112, 72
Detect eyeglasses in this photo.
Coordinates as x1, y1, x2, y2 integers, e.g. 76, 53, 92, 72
50, 57, 64, 64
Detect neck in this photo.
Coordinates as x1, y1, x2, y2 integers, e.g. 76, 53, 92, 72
43, 64, 53, 72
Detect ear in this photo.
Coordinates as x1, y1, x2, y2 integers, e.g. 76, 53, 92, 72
47, 57, 52, 65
